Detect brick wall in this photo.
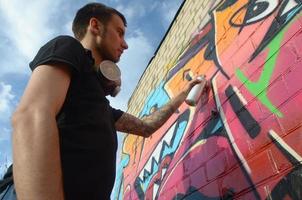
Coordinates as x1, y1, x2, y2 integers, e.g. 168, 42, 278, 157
127, 0, 220, 115
114, 0, 302, 199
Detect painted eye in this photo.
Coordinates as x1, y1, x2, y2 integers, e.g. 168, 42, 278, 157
245, 0, 278, 24
229, 0, 278, 27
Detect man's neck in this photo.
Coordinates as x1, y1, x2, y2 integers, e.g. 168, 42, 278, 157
80, 37, 103, 66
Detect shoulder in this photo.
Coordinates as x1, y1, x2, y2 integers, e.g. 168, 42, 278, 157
44, 35, 83, 51
52, 35, 80, 44
29, 35, 86, 72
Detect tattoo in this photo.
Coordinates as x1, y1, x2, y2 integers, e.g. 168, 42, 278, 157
115, 90, 189, 137
143, 105, 175, 129
115, 113, 152, 137
115, 101, 179, 137
115, 79, 206, 137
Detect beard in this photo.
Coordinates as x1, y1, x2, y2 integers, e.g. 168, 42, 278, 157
95, 30, 119, 63
96, 43, 118, 62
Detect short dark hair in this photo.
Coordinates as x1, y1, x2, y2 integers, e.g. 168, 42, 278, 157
72, 3, 127, 40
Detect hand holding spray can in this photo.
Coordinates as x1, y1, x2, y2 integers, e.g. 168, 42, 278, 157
185, 75, 207, 106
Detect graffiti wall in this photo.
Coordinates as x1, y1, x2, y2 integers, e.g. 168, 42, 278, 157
114, 0, 302, 199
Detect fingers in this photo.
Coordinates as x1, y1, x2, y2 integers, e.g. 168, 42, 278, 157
191, 75, 206, 85
188, 79, 201, 89
185, 75, 207, 93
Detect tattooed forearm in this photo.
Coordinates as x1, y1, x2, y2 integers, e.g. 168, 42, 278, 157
142, 90, 188, 134
115, 90, 188, 137
115, 113, 153, 137
115, 77, 207, 137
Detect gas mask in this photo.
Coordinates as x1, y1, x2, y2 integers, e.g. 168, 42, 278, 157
97, 60, 121, 97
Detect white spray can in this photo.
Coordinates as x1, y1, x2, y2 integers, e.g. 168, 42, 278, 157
185, 75, 207, 106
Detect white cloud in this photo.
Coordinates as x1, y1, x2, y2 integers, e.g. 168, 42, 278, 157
123, 29, 153, 57
116, 3, 147, 24
0, 82, 15, 122
109, 29, 154, 111
63, 20, 73, 36
0, 146, 12, 178
120, 29, 154, 80
0, 0, 62, 73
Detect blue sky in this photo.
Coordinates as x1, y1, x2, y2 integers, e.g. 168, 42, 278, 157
0, 0, 183, 177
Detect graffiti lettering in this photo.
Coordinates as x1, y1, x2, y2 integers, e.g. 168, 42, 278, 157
114, 0, 302, 199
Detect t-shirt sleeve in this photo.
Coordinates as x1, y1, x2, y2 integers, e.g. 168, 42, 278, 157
29, 36, 84, 72
111, 107, 124, 122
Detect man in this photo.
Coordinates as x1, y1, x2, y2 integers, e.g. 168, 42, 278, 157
11, 3, 205, 200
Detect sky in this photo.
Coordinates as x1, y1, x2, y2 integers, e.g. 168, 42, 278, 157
0, 0, 183, 178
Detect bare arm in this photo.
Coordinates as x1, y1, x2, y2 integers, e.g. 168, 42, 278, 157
12, 64, 71, 200
115, 77, 206, 137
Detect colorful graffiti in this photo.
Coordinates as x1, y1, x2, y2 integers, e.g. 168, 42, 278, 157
114, 0, 302, 199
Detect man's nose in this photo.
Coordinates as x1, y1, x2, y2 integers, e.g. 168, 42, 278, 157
122, 40, 128, 50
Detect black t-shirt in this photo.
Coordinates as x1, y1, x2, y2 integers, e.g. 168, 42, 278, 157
29, 35, 124, 200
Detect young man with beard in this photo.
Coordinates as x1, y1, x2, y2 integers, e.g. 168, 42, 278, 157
11, 3, 205, 200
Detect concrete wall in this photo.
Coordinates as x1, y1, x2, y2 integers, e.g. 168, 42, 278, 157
114, 0, 302, 199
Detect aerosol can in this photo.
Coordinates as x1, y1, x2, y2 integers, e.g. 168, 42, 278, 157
185, 75, 207, 106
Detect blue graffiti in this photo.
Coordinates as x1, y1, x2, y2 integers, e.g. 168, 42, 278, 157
113, 154, 129, 200
285, 5, 302, 21
139, 120, 188, 192
139, 81, 170, 118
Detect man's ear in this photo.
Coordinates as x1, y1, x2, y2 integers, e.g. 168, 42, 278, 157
88, 17, 104, 36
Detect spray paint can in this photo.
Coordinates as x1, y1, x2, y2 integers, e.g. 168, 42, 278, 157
185, 75, 206, 106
